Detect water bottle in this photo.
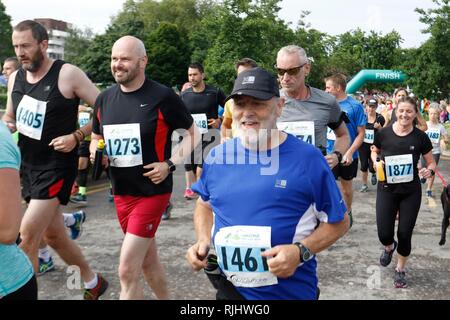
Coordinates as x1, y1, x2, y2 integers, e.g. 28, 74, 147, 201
204, 254, 222, 290
92, 139, 105, 180
376, 157, 386, 182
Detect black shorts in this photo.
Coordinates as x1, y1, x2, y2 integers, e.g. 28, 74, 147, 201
21, 165, 78, 205
332, 160, 359, 181
184, 133, 218, 171
2, 275, 37, 300
78, 140, 90, 158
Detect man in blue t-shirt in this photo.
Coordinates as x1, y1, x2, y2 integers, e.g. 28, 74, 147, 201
325, 74, 366, 227
186, 67, 350, 300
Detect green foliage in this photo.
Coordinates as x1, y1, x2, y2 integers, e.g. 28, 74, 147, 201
405, 0, 450, 99
59, 0, 448, 98
0, 1, 14, 62
0, 93, 6, 109
328, 29, 402, 78
79, 1, 146, 84
145, 22, 190, 87
295, 27, 333, 88
64, 27, 94, 67
200, 0, 295, 93
79, 33, 115, 84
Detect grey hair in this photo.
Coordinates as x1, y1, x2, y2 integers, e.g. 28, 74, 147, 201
429, 102, 441, 113
277, 45, 309, 65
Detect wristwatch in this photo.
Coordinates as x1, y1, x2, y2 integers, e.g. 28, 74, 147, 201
429, 169, 435, 176
294, 242, 313, 263
164, 159, 176, 173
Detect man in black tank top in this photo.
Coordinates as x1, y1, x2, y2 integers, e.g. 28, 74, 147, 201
180, 62, 225, 200
2, 20, 108, 300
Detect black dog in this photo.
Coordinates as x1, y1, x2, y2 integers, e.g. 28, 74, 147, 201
439, 185, 450, 246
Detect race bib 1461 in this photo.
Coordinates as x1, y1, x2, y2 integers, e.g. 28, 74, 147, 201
214, 225, 278, 288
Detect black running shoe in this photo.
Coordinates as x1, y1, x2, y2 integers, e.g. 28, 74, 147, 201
371, 174, 377, 185
394, 269, 407, 288
380, 240, 397, 267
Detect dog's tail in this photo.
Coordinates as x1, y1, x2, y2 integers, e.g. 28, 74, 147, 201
436, 169, 448, 187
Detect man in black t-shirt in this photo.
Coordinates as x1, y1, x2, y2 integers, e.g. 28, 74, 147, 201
180, 62, 226, 200
91, 36, 200, 300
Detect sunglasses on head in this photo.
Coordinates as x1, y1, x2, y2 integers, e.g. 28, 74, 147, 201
275, 62, 308, 76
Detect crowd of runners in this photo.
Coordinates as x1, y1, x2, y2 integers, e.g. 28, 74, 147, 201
0, 19, 449, 300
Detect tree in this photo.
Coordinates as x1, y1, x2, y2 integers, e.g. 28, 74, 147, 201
79, 33, 115, 85
64, 26, 94, 67
294, 27, 333, 89
398, 44, 444, 100
197, 0, 295, 93
79, 0, 146, 84
81, 0, 215, 85
0, 1, 14, 62
328, 29, 402, 78
145, 22, 190, 87
408, 0, 450, 99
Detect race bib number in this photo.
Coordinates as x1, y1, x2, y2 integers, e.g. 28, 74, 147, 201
426, 129, 440, 144
16, 95, 47, 140
78, 112, 90, 127
327, 127, 336, 141
103, 124, 143, 168
364, 129, 375, 144
192, 113, 208, 134
278, 121, 315, 145
214, 226, 277, 288
385, 154, 413, 184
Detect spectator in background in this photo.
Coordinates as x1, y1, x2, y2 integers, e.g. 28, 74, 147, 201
439, 100, 448, 123
2, 57, 20, 83
221, 58, 258, 142
181, 62, 225, 200
423, 103, 448, 198
359, 99, 385, 192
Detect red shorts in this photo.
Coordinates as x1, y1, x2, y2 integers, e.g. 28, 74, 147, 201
114, 193, 171, 238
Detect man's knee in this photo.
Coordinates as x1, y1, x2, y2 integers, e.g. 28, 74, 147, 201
43, 230, 67, 249
119, 262, 141, 283
142, 255, 158, 272
18, 232, 40, 253
340, 180, 353, 196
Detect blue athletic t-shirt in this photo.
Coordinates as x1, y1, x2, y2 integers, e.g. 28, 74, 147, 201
327, 96, 367, 158
192, 134, 347, 300
0, 122, 34, 298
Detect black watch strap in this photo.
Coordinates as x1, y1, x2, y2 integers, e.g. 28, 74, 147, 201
294, 242, 313, 263
164, 159, 176, 172
333, 151, 343, 162
294, 242, 304, 263
429, 169, 435, 176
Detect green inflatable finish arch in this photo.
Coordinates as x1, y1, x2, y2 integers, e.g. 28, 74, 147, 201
346, 70, 408, 94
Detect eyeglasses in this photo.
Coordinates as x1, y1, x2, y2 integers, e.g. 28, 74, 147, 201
274, 62, 308, 76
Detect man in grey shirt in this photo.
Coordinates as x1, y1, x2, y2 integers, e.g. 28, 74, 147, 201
276, 45, 349, 169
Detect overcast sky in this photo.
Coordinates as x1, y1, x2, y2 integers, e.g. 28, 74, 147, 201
2, 0, 438, 48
